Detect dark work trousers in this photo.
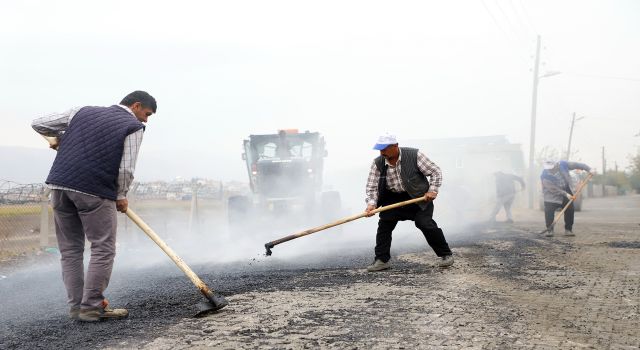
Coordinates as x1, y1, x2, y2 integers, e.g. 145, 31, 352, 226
489, 193, 515, 221
51, 189, 117, 310
375, 191, 452, 262
544, 198, 574, 231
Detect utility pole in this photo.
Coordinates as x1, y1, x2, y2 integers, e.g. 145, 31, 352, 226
566, 112, 576, 160
526, 36, 560, 208
527, 35, 540, 209
566, 113, 585, 160
602, 146, 606, 197
528, 35, 541, 209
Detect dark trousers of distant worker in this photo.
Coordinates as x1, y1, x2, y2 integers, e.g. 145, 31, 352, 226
51, 190, 117, 310
375, 191, 452, 263
490, 194, 515, 221
543, 198, 574, 231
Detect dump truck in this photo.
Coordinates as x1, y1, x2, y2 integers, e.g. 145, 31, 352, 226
228, 129, 341, 228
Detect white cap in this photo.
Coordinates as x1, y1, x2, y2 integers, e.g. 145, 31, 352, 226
543, 159, 556, 170
373, 134, 398, 150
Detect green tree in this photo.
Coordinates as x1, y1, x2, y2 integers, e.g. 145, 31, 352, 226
629, 152, 640, 193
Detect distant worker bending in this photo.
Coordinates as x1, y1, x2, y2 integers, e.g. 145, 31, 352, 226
489, 171, 525, 223
540, 159, 592, 237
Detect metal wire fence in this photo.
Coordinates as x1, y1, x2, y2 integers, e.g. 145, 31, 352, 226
0, 179, 242, 259
0, 181, 54, 259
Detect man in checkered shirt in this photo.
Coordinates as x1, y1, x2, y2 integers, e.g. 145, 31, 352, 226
364, 134, 454, 272
32, 91, 156, 322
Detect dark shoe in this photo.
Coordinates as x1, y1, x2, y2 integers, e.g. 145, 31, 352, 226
545, 229, 554, 237
78, 300, 128, 322
366, 259, 390, 272
436, 255, 454, 268
69, 306, 80, 320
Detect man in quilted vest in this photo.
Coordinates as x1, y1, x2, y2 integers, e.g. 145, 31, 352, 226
32, 91, 156, 322
364, 134, 454, 272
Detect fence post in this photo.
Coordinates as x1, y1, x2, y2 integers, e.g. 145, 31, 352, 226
188, 181, 200, 234
39, 187, 51, 248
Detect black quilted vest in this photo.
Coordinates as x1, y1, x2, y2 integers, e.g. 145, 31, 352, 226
46, 106, 144, 200
374, 147, 430, 210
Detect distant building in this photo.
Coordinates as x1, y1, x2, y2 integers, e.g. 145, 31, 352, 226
404, 135, 526, 223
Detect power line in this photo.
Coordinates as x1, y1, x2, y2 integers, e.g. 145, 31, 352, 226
494, 0, 529, 45
481, 0, 514, 42
507, 0, 534, 39
516, 0, 538, 35
480, 0, 531, 66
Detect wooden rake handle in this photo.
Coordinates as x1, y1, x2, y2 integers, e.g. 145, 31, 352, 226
265, 197, 426, 254
125, 208, 217, 296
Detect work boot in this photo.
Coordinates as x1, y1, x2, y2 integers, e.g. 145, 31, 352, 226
505, 219, 514, 224
366, 259, 390, 272
545, 229, 554, 237
78, 299, 129, 322
564, 229, 575, 236
69, 306, 80, 320
436, 255, 454, 268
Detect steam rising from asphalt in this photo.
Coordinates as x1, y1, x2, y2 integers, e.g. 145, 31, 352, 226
110, 138, 527, 272
0, 137, 528, 327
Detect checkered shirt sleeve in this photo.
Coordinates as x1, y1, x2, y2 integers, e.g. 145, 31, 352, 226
417, 151, 442, 192
365, 161, 380, 206
117, 129, 144, 200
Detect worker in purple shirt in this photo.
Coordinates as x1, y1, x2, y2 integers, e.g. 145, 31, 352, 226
540, 159, 592, 237
32, 91, 156, 322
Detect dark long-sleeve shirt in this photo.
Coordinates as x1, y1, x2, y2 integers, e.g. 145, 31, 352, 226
494, 172, 525, 197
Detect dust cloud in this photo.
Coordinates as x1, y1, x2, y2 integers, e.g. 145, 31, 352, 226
108, 133, 528, 274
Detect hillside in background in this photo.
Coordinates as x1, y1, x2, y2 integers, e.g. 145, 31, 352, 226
0, 146, 55, 184
0, 146, 243, 184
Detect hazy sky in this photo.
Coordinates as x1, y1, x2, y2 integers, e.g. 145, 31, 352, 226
1, 0, 639, 182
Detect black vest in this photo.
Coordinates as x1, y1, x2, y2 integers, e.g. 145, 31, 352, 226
375, 147, 430, 210
46, 106, 144, 200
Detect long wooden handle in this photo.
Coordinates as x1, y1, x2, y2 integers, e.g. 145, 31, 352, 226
548, 173, 593, 228
267, 197, 426, 247
126, 208, 214, 294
